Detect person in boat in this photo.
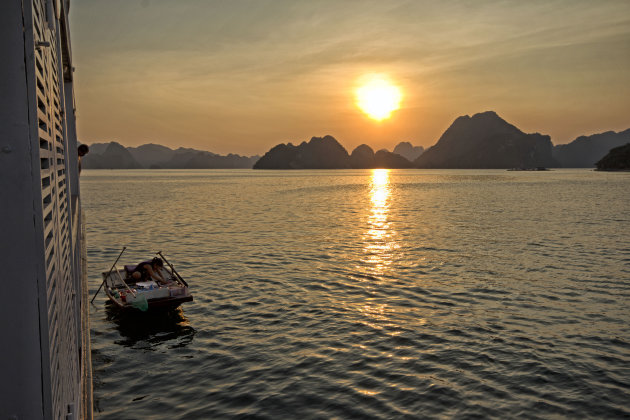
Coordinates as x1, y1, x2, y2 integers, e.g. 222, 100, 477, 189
130, 257, 168, 284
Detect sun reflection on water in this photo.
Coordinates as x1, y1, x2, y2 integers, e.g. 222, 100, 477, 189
351, 170, 406, 343
361, 169, 400, 276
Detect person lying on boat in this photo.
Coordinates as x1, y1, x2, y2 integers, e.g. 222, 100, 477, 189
130, 257, 168, 285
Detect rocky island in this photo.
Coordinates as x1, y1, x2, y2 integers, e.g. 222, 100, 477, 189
596, 143, 630, 171
253, 136, 414, 169
392, 142, 424, 161
414, 111, 558, 169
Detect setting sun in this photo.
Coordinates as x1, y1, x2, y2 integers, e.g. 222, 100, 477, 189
355, 76, 402, 121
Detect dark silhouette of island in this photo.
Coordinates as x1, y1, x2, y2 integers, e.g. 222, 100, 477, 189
374, 149, 415, 168
129, 143, 176, 168
82, 142, 259, 169
553, 129, 630, 168
414, 111, 558, 169
596, 143, 630, 171
349, 144, 414, 168
255, 111, 629, 170
393, 141, 424, 161
253, 136, 415, 169
349, 144, 375, 169
253, 136, 351, 169
82, 142, 141, 169
83, 115, 628, 171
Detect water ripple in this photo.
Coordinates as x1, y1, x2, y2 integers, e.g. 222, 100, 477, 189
83, 169, 630, 419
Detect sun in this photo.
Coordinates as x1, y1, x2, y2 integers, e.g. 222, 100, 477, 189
355, 76, 402, 121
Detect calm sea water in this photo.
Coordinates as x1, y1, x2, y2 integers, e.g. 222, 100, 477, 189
83, 169, 630, 419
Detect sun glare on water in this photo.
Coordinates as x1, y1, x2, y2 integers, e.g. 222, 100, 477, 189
356, 76, 402, 121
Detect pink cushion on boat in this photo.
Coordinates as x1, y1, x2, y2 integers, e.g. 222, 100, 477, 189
124, 264, 138, 273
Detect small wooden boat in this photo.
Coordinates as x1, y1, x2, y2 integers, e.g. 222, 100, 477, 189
101, 251, 193, 311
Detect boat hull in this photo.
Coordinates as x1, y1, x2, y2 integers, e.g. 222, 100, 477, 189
108, 294, 193, 311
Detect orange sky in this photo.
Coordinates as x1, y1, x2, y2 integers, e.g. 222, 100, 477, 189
71, 0, 630, 156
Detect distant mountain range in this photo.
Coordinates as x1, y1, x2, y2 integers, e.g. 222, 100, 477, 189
253, 136, 414, 169
82, 142, 259, 169
82, 112, 629, 170
553, 129, 630, 167
255, 112, 629, 169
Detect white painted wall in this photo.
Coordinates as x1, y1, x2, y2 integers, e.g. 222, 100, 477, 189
0, 2, 48, 418
0, 1, 90, 419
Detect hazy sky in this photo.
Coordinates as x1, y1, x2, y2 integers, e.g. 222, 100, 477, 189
71, 0, 630, 155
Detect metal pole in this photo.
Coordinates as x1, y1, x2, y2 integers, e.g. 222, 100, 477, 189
156, 251, 188, 287
114, 268, 137, 297
91, 246, 126, 303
